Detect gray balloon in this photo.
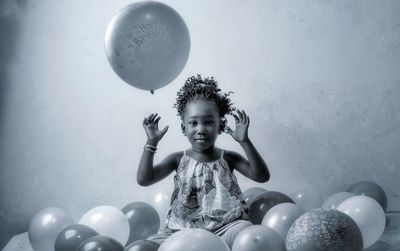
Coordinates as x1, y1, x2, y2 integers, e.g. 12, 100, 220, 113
347, 180, 387, 211
105, 1, 190, 92
232, 225, 286, 251
122, 202, 160, 245
78, 235, 124, 251
248, 191, 294, 224
322, 192, 354, 210
243, 187, 268, 207
55, 224, 98, 251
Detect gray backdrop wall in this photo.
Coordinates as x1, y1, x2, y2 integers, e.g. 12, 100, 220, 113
1, 0, 399, 248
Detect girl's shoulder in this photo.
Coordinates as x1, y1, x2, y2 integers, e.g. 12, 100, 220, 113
164, 151, 185, 168
222, 150, 243, 160
222, 150, 245, 172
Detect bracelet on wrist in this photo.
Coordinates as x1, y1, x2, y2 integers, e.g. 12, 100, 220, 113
144, 143, 157, 153
144, 144, 157, 150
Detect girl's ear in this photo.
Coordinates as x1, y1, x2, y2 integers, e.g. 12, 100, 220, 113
181, 123, 186, 136
219, 119, 225, 134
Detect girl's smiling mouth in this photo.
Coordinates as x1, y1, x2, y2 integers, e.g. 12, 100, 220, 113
194, 138, 209, 142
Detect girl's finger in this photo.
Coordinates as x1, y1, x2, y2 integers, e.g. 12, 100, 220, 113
149, 113, 158, 123
146, 114, 153, 121
237, 110, 244, 121
154, 116, 161, 125
143, 118, 148, 125
242, 110, 248, 124
231, 113, 240, 123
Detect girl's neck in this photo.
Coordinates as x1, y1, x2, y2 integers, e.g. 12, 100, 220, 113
188, 146, 220, 162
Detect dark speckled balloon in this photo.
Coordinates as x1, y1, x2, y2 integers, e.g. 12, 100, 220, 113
286, 209, 363, 251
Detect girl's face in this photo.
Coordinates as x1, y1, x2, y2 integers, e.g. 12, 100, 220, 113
182, 99, 222, 151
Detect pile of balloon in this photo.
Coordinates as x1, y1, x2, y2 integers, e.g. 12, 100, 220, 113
27, 180, 390, 251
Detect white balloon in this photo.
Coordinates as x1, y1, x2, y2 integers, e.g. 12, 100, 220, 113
28, 207, 74, 251
159, 229, 229, 251
337, 195, 386, 249
79, 205, 129, 246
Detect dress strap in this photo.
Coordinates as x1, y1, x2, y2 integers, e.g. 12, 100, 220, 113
183, 150, 187, 156
220, 149, 224, 159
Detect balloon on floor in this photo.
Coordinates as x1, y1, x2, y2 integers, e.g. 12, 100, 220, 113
248, 191, 294, 224
125, 239, 160, 251
337, 195, 386, 249
322, 192, 354, 210
79, 205, 130, 246
347, 180, 387, 211
261, 202, 304, 241
243, 187, 268, 207
158, 229, 230, 251
286, 209, 363, 251
28, 207, 74, 251
105, 1, 190, 93
289, 185, 323, 212
77, 235, 124, 251
232, 225, 286, 251
122, 201, 160, 245
55, 224, 98, 251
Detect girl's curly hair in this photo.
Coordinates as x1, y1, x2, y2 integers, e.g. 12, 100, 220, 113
174, 75, 235, 132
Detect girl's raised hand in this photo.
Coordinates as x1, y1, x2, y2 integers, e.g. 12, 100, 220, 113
143, 113, 169, 145
224, 109, 250, 143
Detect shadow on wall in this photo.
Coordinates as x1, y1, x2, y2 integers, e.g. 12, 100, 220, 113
0, 0, 28, 248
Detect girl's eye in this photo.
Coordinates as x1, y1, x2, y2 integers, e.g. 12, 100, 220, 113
189, 121, 197, 126
205, 120, 214, 125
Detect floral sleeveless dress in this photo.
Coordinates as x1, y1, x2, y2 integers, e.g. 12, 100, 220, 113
164, 150, 249, 232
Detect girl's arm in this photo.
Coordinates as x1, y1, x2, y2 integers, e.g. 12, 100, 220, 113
137, 147, 180, 186
224, 110, 270, 183
136, 113, 178, 186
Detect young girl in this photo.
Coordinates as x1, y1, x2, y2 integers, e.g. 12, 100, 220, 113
137, 75, 270, 248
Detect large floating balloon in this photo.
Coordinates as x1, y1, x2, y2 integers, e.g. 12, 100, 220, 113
159, 229, 230, 251
337, 195, 386, 249
232, 225, 286, 251
28, 207, 74, 251
105, 1, 191, 93
289, 185, 323, 212
122, 201, 160, 245
322, 192, 354, 210
125, 239, 160, 251
248, 191, 294, 224
77, 235, 124, 251
261, 202, 304, 241
55, 224, 98, 251
243, 187, 268, 207
347, 180, 387, 211
286, 209, 363, 251
79, 205, 130, 246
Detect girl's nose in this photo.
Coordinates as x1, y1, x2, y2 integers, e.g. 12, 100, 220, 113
197, 125, 207, 134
